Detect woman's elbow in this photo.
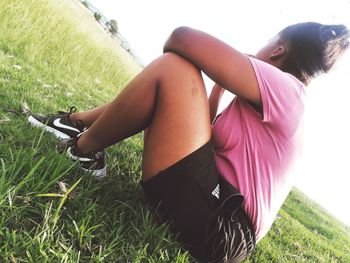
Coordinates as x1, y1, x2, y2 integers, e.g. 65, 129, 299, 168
163, 26, 191, 53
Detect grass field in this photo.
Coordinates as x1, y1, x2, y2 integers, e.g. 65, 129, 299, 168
0, 0, 349, 262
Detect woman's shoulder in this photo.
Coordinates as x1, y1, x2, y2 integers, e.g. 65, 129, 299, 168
248, 57, 305, 92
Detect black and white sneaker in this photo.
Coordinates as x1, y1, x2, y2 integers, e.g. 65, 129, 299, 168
57, 138, 107, 178
28, 106, 86, 139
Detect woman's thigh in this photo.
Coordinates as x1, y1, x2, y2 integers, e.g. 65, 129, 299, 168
142, 53, 211, 180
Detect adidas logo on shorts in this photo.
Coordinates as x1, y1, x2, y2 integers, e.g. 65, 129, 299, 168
211, 184, 220, 199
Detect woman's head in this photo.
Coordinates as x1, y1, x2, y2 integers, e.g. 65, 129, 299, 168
278, 22, 349, 84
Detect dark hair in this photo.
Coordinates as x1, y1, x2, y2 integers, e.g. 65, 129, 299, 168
279, 22, 349, 83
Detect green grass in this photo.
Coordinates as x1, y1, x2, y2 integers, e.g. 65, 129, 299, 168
246, 189, 350, 262
0, 0, 349, 262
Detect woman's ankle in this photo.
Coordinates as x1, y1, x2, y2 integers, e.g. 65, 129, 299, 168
76, 132, 101, 155
69, 112, 79, 122
69, 112, 93, 128
76, 134, 89, 154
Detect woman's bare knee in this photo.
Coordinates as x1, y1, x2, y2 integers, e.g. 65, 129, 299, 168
160, 52, 200, 75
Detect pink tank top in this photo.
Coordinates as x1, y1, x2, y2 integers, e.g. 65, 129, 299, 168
211, 57, 306, 241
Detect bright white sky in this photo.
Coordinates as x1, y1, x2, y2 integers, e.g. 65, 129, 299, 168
88, 0, 350, 225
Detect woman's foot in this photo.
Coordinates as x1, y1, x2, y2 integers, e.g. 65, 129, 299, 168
57, 137, 107, 178
28, 106, 86, 139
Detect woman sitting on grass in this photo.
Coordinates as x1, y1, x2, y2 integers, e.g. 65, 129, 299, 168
28, 22, 349, 262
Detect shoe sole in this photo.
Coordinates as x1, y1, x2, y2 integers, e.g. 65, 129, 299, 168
82, 166, 107, 179
67, 146, 107, 179
28, 115, 70, 139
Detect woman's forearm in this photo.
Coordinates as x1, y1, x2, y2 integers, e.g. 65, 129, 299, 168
209, 84, 225, 123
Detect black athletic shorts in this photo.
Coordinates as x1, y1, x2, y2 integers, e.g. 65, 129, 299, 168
141, 142, 256, 262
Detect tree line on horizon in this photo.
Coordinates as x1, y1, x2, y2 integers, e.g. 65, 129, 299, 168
81, 0, 118, 36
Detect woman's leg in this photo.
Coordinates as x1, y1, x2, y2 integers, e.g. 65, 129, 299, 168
70, 103, 111, 127
76, 53, 211, 180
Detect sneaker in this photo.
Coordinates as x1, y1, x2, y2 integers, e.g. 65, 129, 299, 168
57, 138, 107, 178
28, 106, 86, 139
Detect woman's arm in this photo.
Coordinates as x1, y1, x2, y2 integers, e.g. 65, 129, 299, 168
164, 26, 261, 106
209, 83, 225, 123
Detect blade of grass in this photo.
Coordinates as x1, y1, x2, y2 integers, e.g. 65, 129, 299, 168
52, 177, 82, 227
14, 156, 46, 194
36, 193, 65, 198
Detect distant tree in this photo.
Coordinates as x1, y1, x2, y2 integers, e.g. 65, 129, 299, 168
108, 19, 118, 35
94, 12, 102, 22
81, 1, 89, 8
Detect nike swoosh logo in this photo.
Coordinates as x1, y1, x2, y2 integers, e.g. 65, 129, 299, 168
53, 118, 80, 132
